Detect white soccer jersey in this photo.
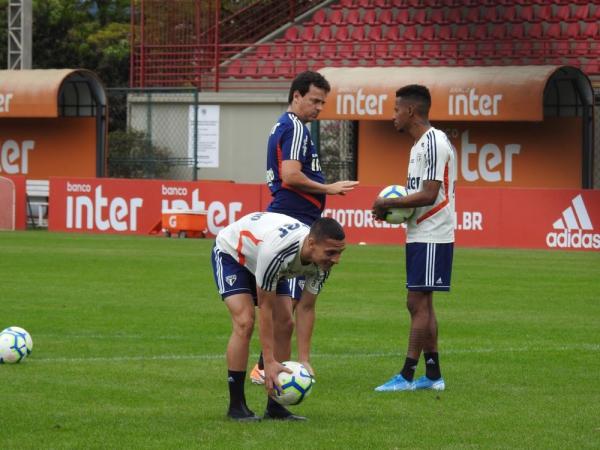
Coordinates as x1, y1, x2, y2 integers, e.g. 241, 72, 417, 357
405, 127, 456, 243
215, 212, 328, 294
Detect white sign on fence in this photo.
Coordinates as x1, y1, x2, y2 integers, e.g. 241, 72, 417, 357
188, 105, 219, 168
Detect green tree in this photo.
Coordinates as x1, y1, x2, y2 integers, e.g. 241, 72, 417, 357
0, 0, 130, 86
33, 0, 130, 86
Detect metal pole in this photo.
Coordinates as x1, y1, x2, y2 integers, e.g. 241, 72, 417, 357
139, 0, 145, 88
146, 91, 152, 176
215, 0, 221, 92
7, 0, 32, 69
311, 121, 320, 156
193, 89, 198, 181
129, 0, 135, 86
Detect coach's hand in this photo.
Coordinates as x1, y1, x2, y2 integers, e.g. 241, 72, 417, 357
326, 180, 359, 196
264, 360, 292, 397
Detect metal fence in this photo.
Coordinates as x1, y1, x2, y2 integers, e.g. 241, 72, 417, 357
594, 89, 600, 189
316, 120, 357, 183
107, 88, 201, 180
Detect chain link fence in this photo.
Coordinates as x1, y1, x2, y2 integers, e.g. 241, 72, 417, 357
594, 89, 600, 189
317, 120, 357, 182
107, 88, 201, 180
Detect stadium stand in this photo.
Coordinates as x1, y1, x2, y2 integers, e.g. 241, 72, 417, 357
131, 0, 600, 89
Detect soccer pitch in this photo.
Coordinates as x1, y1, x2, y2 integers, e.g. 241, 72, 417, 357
0, 231, 599, 449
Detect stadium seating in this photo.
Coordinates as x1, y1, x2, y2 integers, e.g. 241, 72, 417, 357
573, 4, 590, 21
329, 9, 345, 25
553, 5, 571, 22
583, 22, 598, 39
363, 9, 377, 25
502, 6, 517, 22
312, 9, 328, 25
519, 5, 534, 22
226, 59, 242, 77
220, 0, 600, 81
379, 9, 394, 25
335, 26, 351, 41
483, 6, 501, 23
284, 27, 299, 41
446, 8, 462, 24
346, 9, 361, 25
545, 23, 562, 39
429, 8, 445, 25
535, 5, 552, 22
300, 25, 315, 41
491, 24, 508, 40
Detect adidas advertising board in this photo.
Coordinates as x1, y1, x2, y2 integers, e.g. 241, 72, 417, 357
42, 179, 600, 251
546, 195, 600, 250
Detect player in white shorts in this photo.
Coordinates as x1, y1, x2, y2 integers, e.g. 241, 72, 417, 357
211, 212, 346, 421
372, 84, 456, 393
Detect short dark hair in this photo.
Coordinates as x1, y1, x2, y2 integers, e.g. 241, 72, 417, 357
309, 217, 345, 242
395, 84, 431, 116
288, 71, 331, 104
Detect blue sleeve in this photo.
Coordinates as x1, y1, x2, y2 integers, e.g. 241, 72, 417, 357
280, 121, 307, 163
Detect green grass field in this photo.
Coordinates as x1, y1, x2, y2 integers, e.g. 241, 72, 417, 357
1, 231, 599, 449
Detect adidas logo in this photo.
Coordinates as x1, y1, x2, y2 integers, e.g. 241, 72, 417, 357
227, 376, 235, 383
546, 195, 599, 249
435, 277, 443, 284
426, 358, 436, 365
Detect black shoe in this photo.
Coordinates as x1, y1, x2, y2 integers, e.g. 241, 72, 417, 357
227, 404, 261, 422
263, 407, 307, 421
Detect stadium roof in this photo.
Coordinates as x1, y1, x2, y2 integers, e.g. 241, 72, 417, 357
318, 65, 592, 122
0, 69, 106, 118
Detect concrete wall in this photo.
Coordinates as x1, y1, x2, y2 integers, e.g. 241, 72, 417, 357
128, 92, 288, 183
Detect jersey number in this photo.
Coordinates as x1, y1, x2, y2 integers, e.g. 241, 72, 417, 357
278, 222, 300, 237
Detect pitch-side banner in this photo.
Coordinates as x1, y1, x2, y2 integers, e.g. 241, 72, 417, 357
48, 178, 261, 236
322, 187, 600, 251
49, 178, 600, 251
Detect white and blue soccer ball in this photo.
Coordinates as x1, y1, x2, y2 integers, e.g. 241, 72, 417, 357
0, 326, 33, 364
378, 185, 415, 224
272, 361, 314, 406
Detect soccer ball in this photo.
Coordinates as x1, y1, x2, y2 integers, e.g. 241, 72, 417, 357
3, 327, 33, 356
0, 327, 33, 364
272, 361, 314, 406
378, 185, 415, 224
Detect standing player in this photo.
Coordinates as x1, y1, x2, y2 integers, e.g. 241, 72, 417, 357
250, 71, 358, 384
372, 84, 456, 392
212, 212, 346, 421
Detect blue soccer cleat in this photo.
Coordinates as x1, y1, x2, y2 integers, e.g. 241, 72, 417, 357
374, 374, 415, 392
414, 375, 446, 391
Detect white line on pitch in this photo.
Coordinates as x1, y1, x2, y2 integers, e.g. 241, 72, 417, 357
29, 344, 600, 364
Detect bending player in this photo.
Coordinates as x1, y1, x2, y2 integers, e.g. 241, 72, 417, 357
211, 212, 346, 421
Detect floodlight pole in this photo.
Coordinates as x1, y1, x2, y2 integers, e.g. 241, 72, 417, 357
7, 0, 32, 69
